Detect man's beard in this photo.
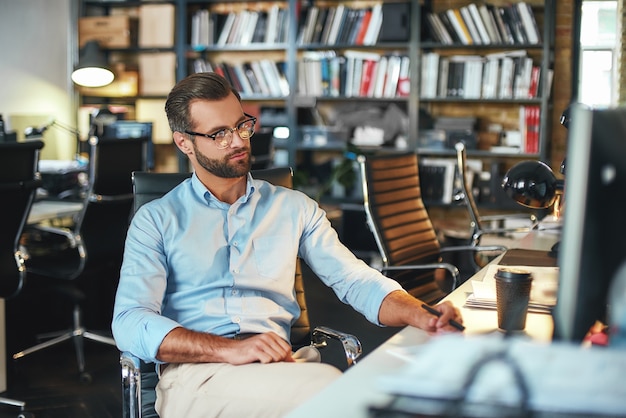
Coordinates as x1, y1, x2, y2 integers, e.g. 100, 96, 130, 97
193, 143, 252, 178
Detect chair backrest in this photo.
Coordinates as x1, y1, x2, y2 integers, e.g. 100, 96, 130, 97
0, 140, 44, 181
83, 137, 149, 262
357, 152, 445, 301
250, 130, 274, 170
130, 167, 310, 345
0, 140, 44, 298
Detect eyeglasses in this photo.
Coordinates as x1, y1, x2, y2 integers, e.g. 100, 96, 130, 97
184, 113, 257, 149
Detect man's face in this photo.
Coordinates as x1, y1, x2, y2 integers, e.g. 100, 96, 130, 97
186, 93, 252, 178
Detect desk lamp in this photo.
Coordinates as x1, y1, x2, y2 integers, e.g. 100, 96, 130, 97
25, 119, 83, 162
71, 40, 114, 88
501, 106, 571, 255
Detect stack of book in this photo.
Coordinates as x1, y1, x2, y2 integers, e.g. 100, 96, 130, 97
420, 50, 550, 100
190, 4, 290, 49
425, 2, 541, 45
297, 50, 409, 98
192, 59, 289, 98
297, 3, 384, 46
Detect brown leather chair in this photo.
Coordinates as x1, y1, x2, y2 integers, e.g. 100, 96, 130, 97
357, 152, 506, 304
121, 168, 362, 418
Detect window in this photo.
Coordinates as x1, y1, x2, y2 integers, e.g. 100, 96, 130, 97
579, 1, 620, 106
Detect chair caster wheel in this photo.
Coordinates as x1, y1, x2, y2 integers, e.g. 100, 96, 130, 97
17, 412, 34, 418
79, 372, 92, 384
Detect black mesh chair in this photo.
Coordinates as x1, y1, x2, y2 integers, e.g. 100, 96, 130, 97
0, 140, 44, 418
14, 136, 150, 382
120, 168, 363, 418
357, 152, 506, 304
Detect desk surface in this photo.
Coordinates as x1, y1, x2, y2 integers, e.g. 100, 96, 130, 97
28, 200, 83, 224
286, 229, 560, 418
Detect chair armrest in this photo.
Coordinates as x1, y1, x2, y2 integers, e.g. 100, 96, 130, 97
120, 352, 159, 418
382, 262, 460, 291
311, 326, 362, 366
479, 213, 538, 223
26, 224, 77, 247
120, 352, 142, 418
439, 244, 507, 254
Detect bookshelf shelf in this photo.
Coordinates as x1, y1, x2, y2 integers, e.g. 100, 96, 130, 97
77, 0, 555, 206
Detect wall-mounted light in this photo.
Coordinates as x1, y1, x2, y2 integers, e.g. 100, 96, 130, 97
71, 41, 114, 88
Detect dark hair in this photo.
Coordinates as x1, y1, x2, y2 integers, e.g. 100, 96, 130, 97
165, 72, 241, 133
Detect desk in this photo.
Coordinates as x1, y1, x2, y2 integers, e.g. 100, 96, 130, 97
286, 231, 560, 418
27, 200, 83, 224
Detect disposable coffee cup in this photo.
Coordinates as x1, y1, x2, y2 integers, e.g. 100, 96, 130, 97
495, 268, 533, 332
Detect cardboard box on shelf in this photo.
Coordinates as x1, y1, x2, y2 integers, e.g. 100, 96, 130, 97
79, 15, 137, 48
139, 4, 175, 48
138, 53, 176, 96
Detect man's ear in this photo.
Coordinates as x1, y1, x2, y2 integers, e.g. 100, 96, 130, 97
173, 132, 193, 155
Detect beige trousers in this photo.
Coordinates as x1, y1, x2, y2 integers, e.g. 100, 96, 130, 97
155, 348, 342, 418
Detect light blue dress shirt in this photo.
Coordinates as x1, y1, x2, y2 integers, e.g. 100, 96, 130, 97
112, 173, 402, 363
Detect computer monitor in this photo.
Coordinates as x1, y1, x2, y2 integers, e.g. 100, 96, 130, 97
552, 104, 626, 342
102, 121, 155, 170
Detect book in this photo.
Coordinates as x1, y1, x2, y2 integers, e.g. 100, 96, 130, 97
396, 55, 410, 97
251, 11, 268, 43
438, 57, 450, 97
264, 5, 280, 43
528, 65, 541, 98
428, 13, 453, 44
493, 5, 516, 44
319, 6, 336, 45
467, 3, 491, 44
517, 2, 541, 44
502, 5, 528, 44
250, 61, 271, 96
354, 8, 372, 45
478, 3, 502, 43
372, 55, 388, 98
420, 52, 439, 98
232, 63, 253, 95
446, 9, 473, 45
299, 6, 319, 45
383, 54, 402, 97
363, 3, 382, 45
327, 4, 346, 45
216, 12, 236, 46
460, 6, 482, 44
438, 11, 462, 44
312, 7, 329, 44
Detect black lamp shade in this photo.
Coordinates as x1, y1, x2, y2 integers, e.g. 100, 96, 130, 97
71, 41, 114, 88
501, 160, 559, 208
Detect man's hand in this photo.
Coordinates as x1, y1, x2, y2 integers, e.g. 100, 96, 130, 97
378, 290, 464, 333
228, 333, 295, 364
156, 328, 294, 364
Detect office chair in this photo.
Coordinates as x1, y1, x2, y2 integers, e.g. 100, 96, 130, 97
121, 168, 363, 418
452, 141, 539, 271
249, 129, 274, 169
357, 152, 506, 303
0, 140, 44, 418
14, 136, 150, 383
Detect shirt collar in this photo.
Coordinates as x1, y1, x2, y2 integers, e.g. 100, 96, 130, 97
190, 172, 256, 206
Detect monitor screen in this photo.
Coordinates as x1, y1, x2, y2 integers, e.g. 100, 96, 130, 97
552, 104, 626, 342
102, 121, 155, 170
